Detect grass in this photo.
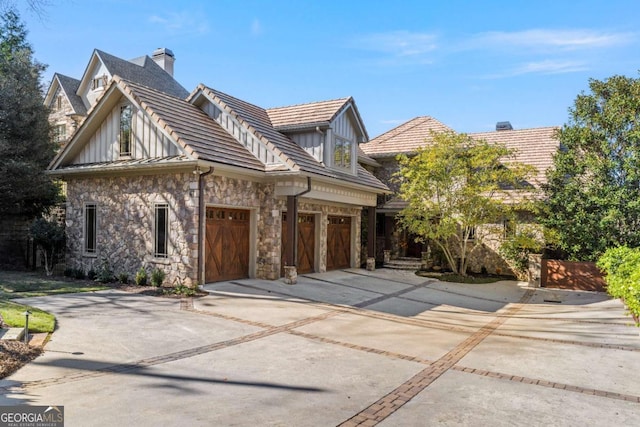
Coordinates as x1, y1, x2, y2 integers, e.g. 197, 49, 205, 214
0, 270, 108, 299
0, 269, 108, 333
0, 299, 56, 333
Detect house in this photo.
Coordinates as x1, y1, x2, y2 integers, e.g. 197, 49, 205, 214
360, 117, 559, 274
46, 48, 389, 285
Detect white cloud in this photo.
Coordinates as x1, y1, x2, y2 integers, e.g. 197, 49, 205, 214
352, 31, 438, 59
487, 60, 589, 78
470, 29, 636, 51
148, 12, 209, 36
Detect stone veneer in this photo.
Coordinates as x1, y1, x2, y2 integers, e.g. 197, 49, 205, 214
47, 87, 82, 147
66, 172, 364, 285
66, 172, 199, 286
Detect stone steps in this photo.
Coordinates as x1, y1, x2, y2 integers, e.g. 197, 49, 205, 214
384, 257, 422, 270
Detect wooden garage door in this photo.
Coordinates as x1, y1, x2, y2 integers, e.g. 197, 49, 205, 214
327, 216, 351, 270
205, 207, 250, 282
281, 213, 315, 276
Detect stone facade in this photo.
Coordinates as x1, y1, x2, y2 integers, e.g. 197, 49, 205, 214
65, 172, 365, 286
65, 172, 199, 286
47, 87, 81, 148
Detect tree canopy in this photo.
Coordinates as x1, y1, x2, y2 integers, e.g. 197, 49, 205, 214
0, 8, 58, 218
540, 75, 640, 261
395, 130, 535, 276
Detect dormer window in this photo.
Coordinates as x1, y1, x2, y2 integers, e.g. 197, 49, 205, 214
119, 105, 132, 156
334, 137, 352, 170
92, 75, 108, 90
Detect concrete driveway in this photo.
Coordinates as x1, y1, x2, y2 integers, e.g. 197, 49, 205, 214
1, 269, 638, 426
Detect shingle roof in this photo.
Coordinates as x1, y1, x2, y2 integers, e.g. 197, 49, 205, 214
120, 79, 265, 171
468, 127, 559, 185
198, 86, 388, 191
266, 97, 351, 130
360, 116, 453, 157
96, 50, 189, 99
55, 73, 87, 115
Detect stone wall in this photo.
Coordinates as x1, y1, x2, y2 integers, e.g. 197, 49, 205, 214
65, 172, 199, 286
48, 87, 81, 147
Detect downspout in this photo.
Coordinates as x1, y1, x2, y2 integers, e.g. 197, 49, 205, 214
286, 177, 312, 268
197, 166, 214, 286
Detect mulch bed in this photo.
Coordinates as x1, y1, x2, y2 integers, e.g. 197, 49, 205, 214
104, 283, 209, 298
0, 341, 43, 379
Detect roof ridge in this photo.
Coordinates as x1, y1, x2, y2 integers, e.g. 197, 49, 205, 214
468, 125, 559, 135
266, 96, 351, 111
368, 116, 433, 144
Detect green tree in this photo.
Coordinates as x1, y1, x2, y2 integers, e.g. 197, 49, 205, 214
395, 131, 536, 276
541, 75, 640, 261
30, 217, 64, 276
0, 9, 59, 218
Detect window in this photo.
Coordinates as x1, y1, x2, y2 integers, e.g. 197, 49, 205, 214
92, 75, 107, 90
119, 105, 132, 156
334, 137, 352, 169
503, 219, 516, 238
154, 204, 168, 258
84, 203, 97, 254
56, 95, 62, 110
53, 124, 66, 143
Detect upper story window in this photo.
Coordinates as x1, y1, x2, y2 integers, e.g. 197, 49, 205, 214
53, 124, 66, 143
92, 75, 108, 90
334, 137, 352, 170
119, 105, 132, 156
55, 95, 62, 111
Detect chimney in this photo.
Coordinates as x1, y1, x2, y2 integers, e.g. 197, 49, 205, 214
152, 48, 175, 77
496, 121, 513, 131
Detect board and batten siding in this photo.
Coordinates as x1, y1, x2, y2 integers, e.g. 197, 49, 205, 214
72, 103, 179, 164
332, 110, 357, 142
200, 100, 283, 166
289, 132, 324, 163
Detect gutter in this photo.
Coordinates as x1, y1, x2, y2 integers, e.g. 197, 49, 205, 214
197, 165, 214, 286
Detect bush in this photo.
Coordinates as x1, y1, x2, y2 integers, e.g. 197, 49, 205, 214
64, 267, 74, 278
135, 267, 148, 286
597, 246, 640, 326
499, 227, 543, 281
150, 268, 166, 287
170, 284, 196, 297
73, 268, 85, 280
87, 269, 97, 281
95, 259, 114, 283
118, 272, 129, 285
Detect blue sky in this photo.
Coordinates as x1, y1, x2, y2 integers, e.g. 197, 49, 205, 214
15, 0, 640, 138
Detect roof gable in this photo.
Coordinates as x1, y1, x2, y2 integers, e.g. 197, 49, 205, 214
360, 116, 453, 157
44, 73, 87, 116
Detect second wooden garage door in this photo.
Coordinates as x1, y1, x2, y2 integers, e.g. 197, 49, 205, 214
281, 213, 315, 276
327, 216, 351, 270
205, 207, 250, 282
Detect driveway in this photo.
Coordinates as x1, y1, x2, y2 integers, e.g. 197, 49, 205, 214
0, 269, 638, 426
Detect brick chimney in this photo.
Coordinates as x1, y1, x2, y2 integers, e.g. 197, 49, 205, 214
152, 48, 175, 77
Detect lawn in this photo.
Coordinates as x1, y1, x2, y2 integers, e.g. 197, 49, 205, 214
0, 270, 108, 332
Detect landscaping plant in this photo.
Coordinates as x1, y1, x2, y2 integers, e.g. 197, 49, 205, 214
135, 267, 147, 286
596, 246, 640, 326
150, 268, 166, 287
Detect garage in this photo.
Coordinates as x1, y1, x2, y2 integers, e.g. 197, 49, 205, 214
327, 216, 351, 270
281, 213, 315, 276
205, 207, 250, 282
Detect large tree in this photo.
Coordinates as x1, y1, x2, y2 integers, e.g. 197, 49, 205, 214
541, 75, 640, 261
0, 8, 58, 218
395, 130, 535, 276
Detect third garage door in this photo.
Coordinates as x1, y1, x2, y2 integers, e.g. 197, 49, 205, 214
327, 216, 351, 270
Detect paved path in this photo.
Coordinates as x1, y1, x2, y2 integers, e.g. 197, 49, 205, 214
0, 269, 638, 426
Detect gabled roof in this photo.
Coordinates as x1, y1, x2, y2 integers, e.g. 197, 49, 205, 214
190, 86, 388, 191
49, 73, 87, 115
50, 77, 265, 172
266, 97, 350, 130
78, 49, 189, 100
360, 116, 453, 157
468, 127, 559, 185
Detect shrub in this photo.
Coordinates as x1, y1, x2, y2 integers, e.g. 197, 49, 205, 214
73, 268, 86, 280
95, 259, 114, 283
118, 272, 129, 285
63, 267, 74, 278
499, 227, 544, 281
150, 268, 166, 287
135, 267, 148, 286
87, 269, 97, 280
170, 284, 196, 297
597, 246, 640, 326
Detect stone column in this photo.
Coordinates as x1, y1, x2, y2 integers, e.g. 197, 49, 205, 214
528, 254, 542, 287
366, 257, 376, 271
421, 247, 432, 271
383, 250, 391, 264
